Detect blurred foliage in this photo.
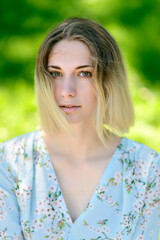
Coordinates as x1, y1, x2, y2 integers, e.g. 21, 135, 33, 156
0, 0, 160, 154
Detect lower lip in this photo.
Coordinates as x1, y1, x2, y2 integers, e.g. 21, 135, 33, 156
60, 106, 81, 113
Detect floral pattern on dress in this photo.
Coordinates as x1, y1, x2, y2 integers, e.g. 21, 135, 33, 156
0, 130, 159, 240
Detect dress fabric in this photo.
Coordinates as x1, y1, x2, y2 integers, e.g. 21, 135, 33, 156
0, 130, 160, 240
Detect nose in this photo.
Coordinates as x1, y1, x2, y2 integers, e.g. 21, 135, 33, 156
60, 76, 76, 97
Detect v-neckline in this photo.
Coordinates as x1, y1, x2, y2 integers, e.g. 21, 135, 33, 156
38, 130, 126, 225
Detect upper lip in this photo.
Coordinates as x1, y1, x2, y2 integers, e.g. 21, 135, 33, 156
59, 104, 81, 107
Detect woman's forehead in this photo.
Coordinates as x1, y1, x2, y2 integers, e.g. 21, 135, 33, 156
48, 40, 93, 66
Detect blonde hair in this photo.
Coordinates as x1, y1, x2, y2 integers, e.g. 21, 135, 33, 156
35, 17, 134, 146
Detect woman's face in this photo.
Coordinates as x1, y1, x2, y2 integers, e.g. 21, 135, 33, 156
47, 39, 97, 125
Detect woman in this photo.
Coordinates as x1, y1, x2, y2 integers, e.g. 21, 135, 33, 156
0, 17, 159, 240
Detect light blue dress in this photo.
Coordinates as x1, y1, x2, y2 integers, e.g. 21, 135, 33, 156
0, 130, 159, 240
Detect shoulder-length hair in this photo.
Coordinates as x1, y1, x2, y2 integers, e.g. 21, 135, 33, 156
35, 17, 134, 146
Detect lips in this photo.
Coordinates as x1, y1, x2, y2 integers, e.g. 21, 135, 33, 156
59, 104, 81, 107
60, 106, 80, 108
59, 106, 81, 113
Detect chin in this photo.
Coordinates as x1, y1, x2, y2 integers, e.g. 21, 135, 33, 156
67, 115, 91, 125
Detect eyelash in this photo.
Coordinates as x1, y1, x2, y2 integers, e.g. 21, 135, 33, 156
50, 71, 62, 78
79, 71, 92, 77
49, 71, 92, 78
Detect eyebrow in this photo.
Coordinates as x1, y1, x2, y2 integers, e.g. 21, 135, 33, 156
47, 65, 93, 69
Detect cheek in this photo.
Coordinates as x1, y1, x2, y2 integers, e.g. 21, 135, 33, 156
83, 89, 97, 108
52, 84, 59, 99
86, 85, 97, 103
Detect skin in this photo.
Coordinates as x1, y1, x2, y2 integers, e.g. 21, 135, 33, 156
41, 40, 122, 222
43, 39, 121, 167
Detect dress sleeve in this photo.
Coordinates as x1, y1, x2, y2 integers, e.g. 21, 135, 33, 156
132, 152, 160, 240
0, 143, 24, 240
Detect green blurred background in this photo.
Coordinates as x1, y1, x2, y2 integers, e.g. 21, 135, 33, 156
0, 0, 160, 237
0, 0, 160, 154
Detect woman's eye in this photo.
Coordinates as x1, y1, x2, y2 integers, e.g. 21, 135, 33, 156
79, 71, 92, 77
50, 71, 62, 78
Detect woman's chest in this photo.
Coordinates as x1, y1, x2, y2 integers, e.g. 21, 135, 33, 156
17, 160, 144, 240
51, 157, 111, 223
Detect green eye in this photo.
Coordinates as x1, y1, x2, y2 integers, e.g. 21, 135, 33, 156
79, 71, 92, 77
51, 72, 62, 78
